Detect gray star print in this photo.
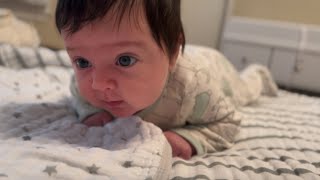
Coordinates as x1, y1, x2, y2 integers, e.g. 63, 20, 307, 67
87, 164, 100, 174
122, 161, 132, 168
43, 166, 57, 176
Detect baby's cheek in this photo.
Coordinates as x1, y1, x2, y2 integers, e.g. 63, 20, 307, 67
77, 80, 95, 101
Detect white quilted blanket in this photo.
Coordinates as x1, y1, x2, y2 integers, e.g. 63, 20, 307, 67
0, 66, 172, 180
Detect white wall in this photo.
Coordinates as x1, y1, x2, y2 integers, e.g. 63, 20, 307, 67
233, 0, 320, 26
181, 0, 230, 49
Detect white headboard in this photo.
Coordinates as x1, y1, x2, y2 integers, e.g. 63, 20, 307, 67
181, 0, 233, 49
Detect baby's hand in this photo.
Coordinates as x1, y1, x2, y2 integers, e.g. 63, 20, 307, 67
163, 131, 196, 160
83, 111, 113, 127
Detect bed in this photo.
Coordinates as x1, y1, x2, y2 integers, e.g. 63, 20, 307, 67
0, 43, 319, 180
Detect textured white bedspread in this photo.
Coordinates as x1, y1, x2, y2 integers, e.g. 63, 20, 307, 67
171, 91, 320, 180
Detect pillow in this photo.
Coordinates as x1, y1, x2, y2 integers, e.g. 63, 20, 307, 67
0, 8, 40, 48
0, 0, 65, 49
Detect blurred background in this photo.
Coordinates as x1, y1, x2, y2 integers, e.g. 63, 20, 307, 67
0, 0, 319, 95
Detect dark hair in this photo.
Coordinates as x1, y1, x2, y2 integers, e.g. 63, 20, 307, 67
55, 0, 185, 60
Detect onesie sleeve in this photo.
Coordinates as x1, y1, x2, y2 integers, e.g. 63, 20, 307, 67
69, 75, 105, 122
171, 95, 242, 155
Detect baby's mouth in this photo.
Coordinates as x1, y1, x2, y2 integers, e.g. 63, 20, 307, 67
96, 93, 125, 109
103, 100, 124, 108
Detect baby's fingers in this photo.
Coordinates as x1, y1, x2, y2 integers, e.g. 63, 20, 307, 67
83, 116, 105, 126
83, 112, 113, 127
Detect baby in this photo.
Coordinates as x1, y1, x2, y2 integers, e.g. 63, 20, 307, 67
55, 0, 277, 160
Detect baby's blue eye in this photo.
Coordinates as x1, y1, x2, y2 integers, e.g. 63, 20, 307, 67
116, 56, 137, 67
75, 58, 91, 69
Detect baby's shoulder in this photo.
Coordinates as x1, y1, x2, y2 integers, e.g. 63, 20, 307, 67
172, 46, 221, 82
177, 45, 230, 72
169, 45, 237, 96
167, 47, 211, 95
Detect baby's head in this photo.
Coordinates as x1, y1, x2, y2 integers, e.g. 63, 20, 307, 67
55, 0, 185, 117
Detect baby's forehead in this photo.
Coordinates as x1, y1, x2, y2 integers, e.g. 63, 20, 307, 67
63, 9, 158, 54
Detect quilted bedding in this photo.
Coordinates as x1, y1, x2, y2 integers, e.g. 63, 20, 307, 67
171, 91, 320, 180
0, 43, 320, 180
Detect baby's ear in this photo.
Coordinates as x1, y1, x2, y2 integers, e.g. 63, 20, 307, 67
169, 49, 179, 71
169, 36, 183, 71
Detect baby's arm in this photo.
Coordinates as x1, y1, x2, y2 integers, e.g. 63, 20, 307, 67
163, 131, 196, 160
171, 90, 242, 156
83, 111, 114, 127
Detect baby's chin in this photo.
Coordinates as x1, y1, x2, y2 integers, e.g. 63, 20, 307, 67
104, 107, 139, 118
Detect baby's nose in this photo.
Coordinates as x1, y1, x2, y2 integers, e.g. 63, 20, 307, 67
91, 71, 116, 91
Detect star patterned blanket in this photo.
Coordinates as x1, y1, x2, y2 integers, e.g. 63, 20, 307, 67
0, 65, 172, 180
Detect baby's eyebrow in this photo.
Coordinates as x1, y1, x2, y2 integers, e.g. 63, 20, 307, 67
66, 40, 147, 52
112, 40, 147, 49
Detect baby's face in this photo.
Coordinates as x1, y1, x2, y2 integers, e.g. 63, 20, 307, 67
62, 9, 176, 117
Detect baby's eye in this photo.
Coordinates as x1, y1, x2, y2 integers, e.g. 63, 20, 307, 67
75, 58, 92, 69
116, 55, 137, 67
